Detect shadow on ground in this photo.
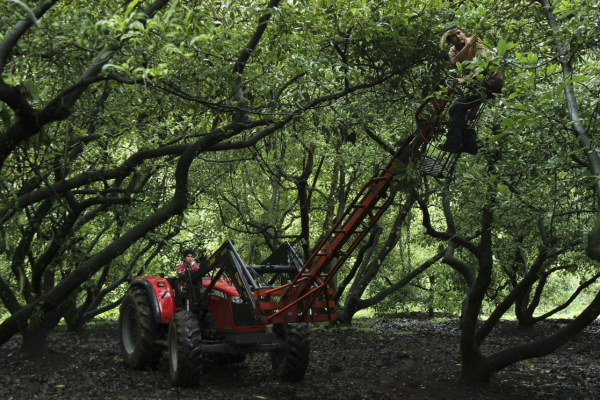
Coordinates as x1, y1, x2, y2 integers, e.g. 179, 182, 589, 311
1, 313, 598, 399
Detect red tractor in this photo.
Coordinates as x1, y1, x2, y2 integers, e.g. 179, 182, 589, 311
118, 82, 485, 386
119, 242, 317, 386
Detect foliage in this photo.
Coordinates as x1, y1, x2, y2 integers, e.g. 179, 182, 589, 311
0, 0, 600, 387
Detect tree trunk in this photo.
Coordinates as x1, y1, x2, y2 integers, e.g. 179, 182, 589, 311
427, 274, 436, 318
458, 201, 495, 382
588, 219, 600, 262
64, 304, 89, 333
20, 328, 51, 359
514, 289, 536, 328
459, 353, 492, 383
540, 0, 600, 263
19, 302, 67, 359
337, 293, 361, 325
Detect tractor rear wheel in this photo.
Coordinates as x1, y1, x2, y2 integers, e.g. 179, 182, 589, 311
168, 311, 203, 387
119, 285, 163, 368
271, 323, 310, 382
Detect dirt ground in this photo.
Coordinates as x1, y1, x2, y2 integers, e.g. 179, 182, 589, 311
1, 313, 599, 400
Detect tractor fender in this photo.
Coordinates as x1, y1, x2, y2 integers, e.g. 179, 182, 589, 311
130, 276, 177, 324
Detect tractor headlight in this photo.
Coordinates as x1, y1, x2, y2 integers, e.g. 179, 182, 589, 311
230, 295, 243, 304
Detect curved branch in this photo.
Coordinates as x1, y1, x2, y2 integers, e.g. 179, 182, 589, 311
363, 125, 394, 155
0, 0, 172, 170
531, 272, 600, 323
414, 189, 478, 253
356, 247, 445, 309
480, 287, 600, 376
0, 0, 59, 73
0, 144, 189, 219
476, 244, 555, 345
0, 119, 245, 347
82, 298, 122, 320
233, 0, 281, 76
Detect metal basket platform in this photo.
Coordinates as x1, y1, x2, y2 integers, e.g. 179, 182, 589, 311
414, 149, 460, 178
410, 82, 488, 179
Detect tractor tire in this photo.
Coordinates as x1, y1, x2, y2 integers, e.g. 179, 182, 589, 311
119, 285, 163, 369
168, 311, 203, 387
271, 323, 310, 382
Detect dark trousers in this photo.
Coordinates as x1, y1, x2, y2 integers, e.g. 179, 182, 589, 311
447, 91, 492, 144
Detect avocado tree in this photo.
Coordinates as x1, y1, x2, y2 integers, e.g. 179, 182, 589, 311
414, 0, 600, 383
0, 0, 444, 356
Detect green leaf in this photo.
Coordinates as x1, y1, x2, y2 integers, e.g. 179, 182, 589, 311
546, 63, 557, 75
162, 43, 182, 55
190, 35, 210, 45
497, 38, 514, 57
125, 0, 141, 15
0, 104, 12, 129
556, 81, 569, 96
488, 131, 510, 143
527, 53, 538, 65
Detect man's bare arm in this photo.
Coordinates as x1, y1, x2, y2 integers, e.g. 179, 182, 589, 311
450, 35, 478, 65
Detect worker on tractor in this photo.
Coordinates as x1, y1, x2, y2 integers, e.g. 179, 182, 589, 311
439, 25, 504, 154
177, 249, 199, 273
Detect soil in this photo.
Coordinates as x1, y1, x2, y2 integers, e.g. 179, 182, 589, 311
1, 313, 599, 400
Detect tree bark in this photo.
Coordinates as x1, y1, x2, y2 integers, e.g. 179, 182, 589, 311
540, 0, 600, 263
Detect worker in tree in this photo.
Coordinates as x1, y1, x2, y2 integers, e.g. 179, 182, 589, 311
439, 26, 504, 154
177, 249, 199, 273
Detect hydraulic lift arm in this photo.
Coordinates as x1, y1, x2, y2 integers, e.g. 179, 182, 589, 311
255, 81, 487, 324
254, 134, 417, 324
192, 81, 486, 326
193, 241, 260, 317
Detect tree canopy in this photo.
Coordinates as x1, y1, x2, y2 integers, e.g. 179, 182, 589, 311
1, 0, 599, 385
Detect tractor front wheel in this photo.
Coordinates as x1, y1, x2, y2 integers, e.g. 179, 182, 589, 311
271, 323, 310, 382
119, 285, 163, 368
168, 311, 203, 387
